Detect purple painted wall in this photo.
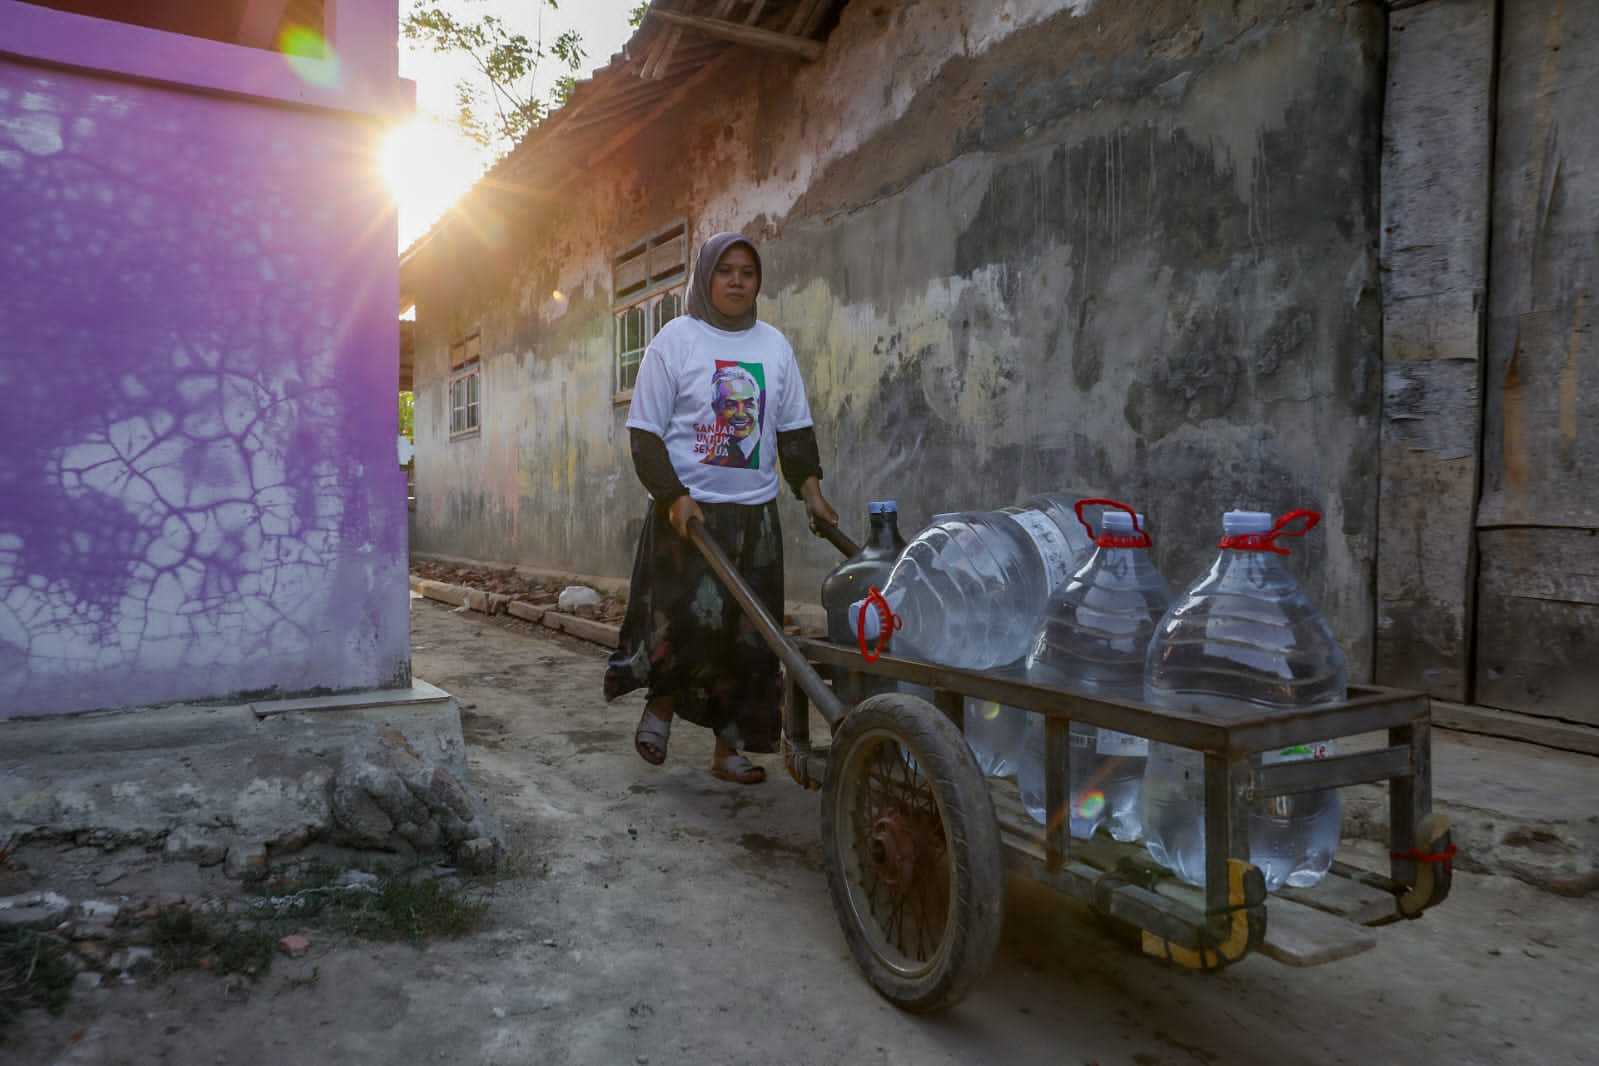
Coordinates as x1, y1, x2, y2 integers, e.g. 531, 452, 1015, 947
0, 5, 410, 718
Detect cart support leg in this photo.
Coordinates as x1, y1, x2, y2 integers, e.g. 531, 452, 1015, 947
1203, 754, 1252, 934
1389, 721, 1430, 889
785, 670, 810, 750
1045, 718, 1070, 872
933, 689, 964, 732
1203, 755, 1228, 922
782, 670, 824, 790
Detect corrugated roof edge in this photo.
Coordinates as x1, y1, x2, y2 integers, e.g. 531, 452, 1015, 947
398, 0, 841, 271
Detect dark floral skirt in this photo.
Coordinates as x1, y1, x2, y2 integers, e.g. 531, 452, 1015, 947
603, 499, 784, 753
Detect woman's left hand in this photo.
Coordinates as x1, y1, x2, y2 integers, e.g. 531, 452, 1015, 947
800, 477, 839, 533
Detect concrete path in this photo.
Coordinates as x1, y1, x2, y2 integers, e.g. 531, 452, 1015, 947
10, 597, 1597, 1065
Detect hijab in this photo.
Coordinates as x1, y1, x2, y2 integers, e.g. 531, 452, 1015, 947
685, 231, 762, 332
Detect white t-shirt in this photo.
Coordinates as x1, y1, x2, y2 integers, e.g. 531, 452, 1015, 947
626, 316, 814, 505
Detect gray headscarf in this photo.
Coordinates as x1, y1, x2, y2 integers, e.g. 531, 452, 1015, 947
686, 232, 762, 332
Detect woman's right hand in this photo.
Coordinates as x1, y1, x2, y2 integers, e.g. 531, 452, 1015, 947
668, 495, 705, 540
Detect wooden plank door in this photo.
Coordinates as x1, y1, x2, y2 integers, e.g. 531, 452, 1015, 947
1476, 1, 1599, 724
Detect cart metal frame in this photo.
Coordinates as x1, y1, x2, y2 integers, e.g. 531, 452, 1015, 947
688, 518, 1453, 979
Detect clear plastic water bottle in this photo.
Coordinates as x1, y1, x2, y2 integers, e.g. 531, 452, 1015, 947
1140, 509, 1346, 892
963, 697, 1029, 778
849, 494, 1093, 779
821, 501, 906, 645
849, 492, 1094, 671
1021, 503, 1170, 839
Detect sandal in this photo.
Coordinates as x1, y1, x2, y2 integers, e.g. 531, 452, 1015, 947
635, 707, 672, 766
709, 751, 766, 785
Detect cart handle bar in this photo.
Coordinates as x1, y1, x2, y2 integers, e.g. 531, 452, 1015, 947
685, 517, 847, 729
810, 516, 860, 559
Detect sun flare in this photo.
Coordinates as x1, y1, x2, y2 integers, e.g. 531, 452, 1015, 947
381, 116, 490, 249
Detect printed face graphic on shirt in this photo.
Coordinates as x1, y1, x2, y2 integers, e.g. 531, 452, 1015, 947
697, 361, 765, 469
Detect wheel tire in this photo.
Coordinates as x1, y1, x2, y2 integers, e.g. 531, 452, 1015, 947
820, 692, 1005, 1013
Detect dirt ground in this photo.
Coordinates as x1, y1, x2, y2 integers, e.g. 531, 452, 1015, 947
7, 597, 1597, 1065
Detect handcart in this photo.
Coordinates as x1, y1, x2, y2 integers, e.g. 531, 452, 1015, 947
685, 517, 1455, 1014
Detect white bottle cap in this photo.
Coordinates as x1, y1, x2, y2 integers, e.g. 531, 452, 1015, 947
1102, 511, 1144, 533
1223, 510, 1273, 535
848, 597, 883, 641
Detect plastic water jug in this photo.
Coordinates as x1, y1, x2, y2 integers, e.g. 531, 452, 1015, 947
963, 696, 1030, 778
849, 494, 1093, 778
849, 492, 1093, 671
1140, 509, 1345, 892
1021, 501, 1170, 838
821, 501, 906, 645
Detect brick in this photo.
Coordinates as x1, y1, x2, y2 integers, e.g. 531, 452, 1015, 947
419, 580, 468, 607
506, 600, 546, 623
278, 933, 312, 958
540, 611, 621, 649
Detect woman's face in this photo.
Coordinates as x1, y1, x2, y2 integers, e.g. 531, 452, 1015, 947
710, 245, 759, 318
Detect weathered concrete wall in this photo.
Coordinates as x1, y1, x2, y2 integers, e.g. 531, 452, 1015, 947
409, 0, 1384, 672
0, 10, 411, 717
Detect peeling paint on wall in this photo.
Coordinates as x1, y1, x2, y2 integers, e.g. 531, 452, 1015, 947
0, 62, 409, 718
408, 0, 1384, 673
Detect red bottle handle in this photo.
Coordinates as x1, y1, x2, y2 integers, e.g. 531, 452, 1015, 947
856, 586, 900, 663
1218, 509, 1321, 555
1073, 497, 1152, 549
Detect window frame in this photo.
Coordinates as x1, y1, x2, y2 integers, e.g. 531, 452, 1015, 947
613, 288, 686, 402
448, 331, 482, 441
612, 220, 689, 405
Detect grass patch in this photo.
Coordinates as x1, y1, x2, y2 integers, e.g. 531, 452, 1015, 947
151, 908, 275, 978
0, 928, 76, 1042
242, 870, 489, 944
0, 869, 486, 1041
336, 878, 489, 943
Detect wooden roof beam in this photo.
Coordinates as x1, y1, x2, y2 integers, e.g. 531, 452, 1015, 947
786, 0, 828, 36
645, 0, 737, 81
579, 51, 739, 174
648, 8, 824, 60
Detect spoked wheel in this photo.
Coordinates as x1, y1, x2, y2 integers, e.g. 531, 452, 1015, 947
821, 693, 1004, 1013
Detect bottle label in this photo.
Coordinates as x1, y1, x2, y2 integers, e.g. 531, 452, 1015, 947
1095, 729, 1150, 757
1261, 742, 1332, 765
1010, 511, 1077, 595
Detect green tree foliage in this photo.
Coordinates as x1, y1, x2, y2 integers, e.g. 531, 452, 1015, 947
398, 391, 415, 442
402, 1, 586, 156
629, 3, 650, 29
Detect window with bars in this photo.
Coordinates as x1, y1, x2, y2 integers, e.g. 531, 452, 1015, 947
448, 332, 481, 439
613, 221, 688, 400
